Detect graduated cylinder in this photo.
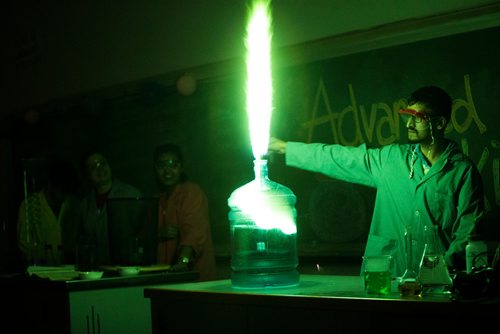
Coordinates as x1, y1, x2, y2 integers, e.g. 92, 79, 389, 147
228, 159, 299, 288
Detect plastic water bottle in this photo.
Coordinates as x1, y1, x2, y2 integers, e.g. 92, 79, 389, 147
228, 159, 299, 288
466, 236, 488, 273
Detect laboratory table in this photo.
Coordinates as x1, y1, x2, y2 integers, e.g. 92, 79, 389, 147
1, 268, 199, 334
144, 274, 499, 333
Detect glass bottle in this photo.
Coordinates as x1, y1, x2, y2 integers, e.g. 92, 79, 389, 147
398, 224, 422, 296
417, 224, 453, 294
228, 159, 299, 288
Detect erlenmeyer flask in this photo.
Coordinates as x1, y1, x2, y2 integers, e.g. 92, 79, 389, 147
417, 224, 453, 294
398, 224, 422, 296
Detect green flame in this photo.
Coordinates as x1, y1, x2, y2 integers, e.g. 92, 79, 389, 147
245, 0, 273, 159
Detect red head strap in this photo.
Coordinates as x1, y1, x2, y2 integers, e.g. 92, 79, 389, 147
398, 108, 429, 120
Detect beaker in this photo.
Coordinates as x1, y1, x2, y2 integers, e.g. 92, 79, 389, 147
363, 255, 392, 295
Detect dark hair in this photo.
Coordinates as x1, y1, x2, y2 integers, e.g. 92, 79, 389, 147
79, 148, 108, 175
408, 86, 452, 120
153, 143, 187, 182
153, 143, 184, 164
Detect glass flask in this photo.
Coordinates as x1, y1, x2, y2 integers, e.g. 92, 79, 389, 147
417, 224, 453, 294
228, 159, 299, 288
398, 224, 422, 297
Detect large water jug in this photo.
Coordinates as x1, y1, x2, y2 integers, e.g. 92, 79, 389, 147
228, 159, 299, 288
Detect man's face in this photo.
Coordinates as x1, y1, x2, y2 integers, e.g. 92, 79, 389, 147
86, 154, 112, 187
400, 103, 432, 144
155, 152, 183, 188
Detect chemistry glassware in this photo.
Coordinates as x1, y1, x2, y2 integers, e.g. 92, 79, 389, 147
398, 223, 422, 297
417, 224, 453, 294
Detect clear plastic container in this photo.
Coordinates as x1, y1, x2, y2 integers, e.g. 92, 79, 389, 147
466, 236, 488, 273
228, 159, 299, 288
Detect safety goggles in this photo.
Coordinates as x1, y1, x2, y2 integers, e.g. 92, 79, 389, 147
398, 108, 430, 124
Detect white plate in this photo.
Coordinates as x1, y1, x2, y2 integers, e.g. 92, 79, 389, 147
117, 266, 141, 276
78, 271, 104, 280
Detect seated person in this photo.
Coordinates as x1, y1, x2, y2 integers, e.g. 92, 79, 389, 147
17, 159, 80, 266
153, 143, 216, 281
78, 150, 142, 267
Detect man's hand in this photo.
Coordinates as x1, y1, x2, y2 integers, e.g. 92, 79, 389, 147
268, 137, 287, 154
158, 225, 179, 241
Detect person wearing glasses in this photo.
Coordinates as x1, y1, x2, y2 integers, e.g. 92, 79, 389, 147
78, 150, 142, 266
153, 143, 216, 281
268, 86, 485, 276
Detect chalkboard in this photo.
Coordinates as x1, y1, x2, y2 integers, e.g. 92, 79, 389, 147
195, 24, 500, 252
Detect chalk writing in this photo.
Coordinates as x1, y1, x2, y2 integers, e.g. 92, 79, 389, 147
305, 75, 486, 146
304, 74, 498, 208
450, 75, 487, 135
494, 158, 500, 206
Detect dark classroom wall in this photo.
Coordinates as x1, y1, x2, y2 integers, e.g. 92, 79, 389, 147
4, 24, 500, 260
